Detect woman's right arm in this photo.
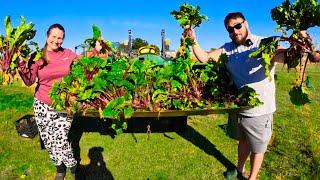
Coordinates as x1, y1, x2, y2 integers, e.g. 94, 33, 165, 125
17, 58, 41, 86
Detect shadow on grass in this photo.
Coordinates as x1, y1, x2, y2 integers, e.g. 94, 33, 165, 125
68, 116, 236, 178
68, 117, 115, 179
76, 146, 114, 180
69, 117, 116, 164
176, 125, 237, 171
67, 116, 189, 179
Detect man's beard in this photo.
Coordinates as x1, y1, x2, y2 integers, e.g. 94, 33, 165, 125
231, 30, 248, 45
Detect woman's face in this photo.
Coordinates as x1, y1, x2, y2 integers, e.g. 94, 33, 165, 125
46, 27, 64, 51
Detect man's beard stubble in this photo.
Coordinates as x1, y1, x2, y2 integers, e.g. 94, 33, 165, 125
230, 30, 248, 45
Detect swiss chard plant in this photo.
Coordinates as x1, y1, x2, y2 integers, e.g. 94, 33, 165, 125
51, 53, 261, 134
171, 3, 208, 59
84, 24, 116, 58
0, 16, 42, 84
250, 0, 320, 106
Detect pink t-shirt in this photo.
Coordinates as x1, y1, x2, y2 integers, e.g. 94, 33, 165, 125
18, 48, 78, 105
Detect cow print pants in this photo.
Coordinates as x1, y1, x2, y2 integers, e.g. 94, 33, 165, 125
34, 98, 77, 167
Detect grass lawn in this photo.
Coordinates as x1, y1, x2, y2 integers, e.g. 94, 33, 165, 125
0, 65, 319, 179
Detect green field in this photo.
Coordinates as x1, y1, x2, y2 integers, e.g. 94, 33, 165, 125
0, 65, 319, 179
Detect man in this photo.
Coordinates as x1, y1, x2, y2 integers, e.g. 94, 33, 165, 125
185, 12, 319, 179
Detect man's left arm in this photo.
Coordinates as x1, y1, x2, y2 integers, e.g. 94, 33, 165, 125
310, 51, 320, 62
272, 48, 320, 64
272, 31, 320, 64
271, 48, 287, 64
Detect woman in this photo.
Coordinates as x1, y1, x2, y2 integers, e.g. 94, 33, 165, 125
18, 23, 103, 179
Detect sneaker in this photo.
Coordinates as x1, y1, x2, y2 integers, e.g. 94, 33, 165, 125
237, 171, 248, 180
224, 169, 247, 180
224, 169, 237, 180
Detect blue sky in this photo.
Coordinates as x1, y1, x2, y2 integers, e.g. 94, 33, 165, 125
1, 0, 319, 52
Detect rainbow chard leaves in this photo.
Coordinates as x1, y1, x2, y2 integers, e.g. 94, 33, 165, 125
51, 54, 260, 133
171, 3, 208, 58
250, 0, 320, 106
249, 36, 280, 80
50, 5, 262, 134
0, 16, 41, 84
271, 0, 320, 32
171, 3, 208, 30
84, 24, 116, 56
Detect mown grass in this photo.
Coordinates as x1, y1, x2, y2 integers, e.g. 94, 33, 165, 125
0, 83, 57, 179
0, 65, 319, 179
261, 64, 320, 179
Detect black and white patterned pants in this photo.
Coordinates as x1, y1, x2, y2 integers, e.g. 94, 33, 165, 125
34, 98, 77, 167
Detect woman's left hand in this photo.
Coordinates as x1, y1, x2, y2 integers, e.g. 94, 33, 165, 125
95, 40, 103, 52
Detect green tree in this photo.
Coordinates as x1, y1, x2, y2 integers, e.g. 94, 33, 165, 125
132, 38, 148, 50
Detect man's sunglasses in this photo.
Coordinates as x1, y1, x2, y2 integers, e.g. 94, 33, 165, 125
227, 21, 245, 33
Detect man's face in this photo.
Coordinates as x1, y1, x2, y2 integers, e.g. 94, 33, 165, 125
226, 18, 248, 45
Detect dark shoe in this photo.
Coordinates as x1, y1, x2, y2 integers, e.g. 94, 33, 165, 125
237, 171, 248, 180
224, 169, 237, 180
223, 169, 247, 180
70, 165, 77, 180
236, 171, 248, 180
54, 172, 66, 180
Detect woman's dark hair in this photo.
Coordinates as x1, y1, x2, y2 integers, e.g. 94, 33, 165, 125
42, 23, 65, 62
224, 12, 246, 28
46, 23, 65, 38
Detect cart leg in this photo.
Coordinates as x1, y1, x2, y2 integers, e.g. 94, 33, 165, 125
227, 112, 237, 140
172, 116, 187, 133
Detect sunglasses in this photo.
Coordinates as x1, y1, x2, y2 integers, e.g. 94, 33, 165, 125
227, 21, 245, 33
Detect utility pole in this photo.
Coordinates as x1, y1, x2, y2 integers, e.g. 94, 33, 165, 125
161, 29, 165, 57
74, 44, 82, 54
127, 29, 132, 57
75, 44, 87, 56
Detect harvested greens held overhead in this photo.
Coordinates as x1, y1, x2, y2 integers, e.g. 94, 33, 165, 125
250, 0, 320, 106
171, 3, 208, 58
0, 16, 42, 84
